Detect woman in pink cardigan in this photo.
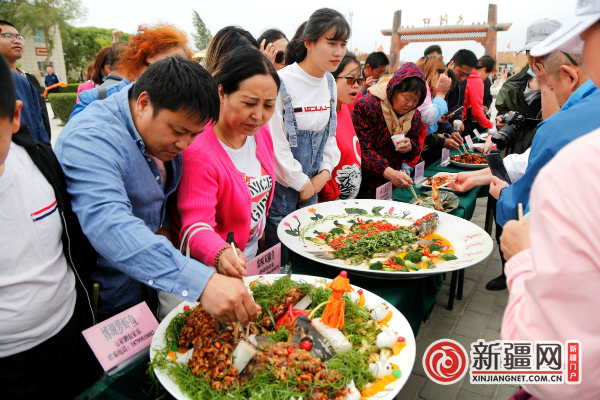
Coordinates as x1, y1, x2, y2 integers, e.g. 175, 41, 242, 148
171, 47, 279, 278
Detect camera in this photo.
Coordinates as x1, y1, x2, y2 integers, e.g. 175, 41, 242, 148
491, 112, 527, 150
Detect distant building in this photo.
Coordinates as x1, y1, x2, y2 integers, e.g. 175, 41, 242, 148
17, 24, 67, 86
497, 51, 528, 73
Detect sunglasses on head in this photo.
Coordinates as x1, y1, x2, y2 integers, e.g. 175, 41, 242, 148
336, 76, 366, 86
275, 51, 285, 64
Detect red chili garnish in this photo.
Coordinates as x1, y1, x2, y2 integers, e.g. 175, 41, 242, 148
183, 305, 190, 311
287, 347, 295, 354
397, 336, 406, 342
275, 304, 308, 329
422, 251, 429, 257
301, 340, 312, 351
357, 289, 363, 295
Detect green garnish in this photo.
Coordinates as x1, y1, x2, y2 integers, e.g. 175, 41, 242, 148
438, 253, 458, 261
369, 261, 384, 270
429, 243, 443, 252
403, 251, 423, 263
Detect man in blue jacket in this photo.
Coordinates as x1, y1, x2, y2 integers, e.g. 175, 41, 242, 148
55, 58, 260, 324
44, 65, 61, 94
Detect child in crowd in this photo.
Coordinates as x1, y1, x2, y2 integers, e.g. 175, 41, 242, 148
0, 53, 100, 398
264, 8, 349, 249
319, 53, 363, 201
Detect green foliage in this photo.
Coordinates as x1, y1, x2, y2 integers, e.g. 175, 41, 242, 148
191, 9, 212, 51
47, 93, 76, 123
59, 83, 79, 93
3, 0, 87, 65
61, 24, 130, 76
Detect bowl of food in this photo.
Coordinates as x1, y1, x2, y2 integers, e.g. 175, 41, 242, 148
150, 274, 416, 400
449, 153, 488, 169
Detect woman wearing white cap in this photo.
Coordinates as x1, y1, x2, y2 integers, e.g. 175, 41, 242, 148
501, 2, 600, 399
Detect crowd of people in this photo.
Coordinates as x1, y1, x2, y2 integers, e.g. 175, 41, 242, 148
1, 1, 600, 398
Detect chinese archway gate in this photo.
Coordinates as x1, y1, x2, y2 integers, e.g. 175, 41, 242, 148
381, 4, 512, 72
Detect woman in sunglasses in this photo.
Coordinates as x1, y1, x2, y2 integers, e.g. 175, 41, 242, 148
257, 29, 288, 71
319, 53, 363, 201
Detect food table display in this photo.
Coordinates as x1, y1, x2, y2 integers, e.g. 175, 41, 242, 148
151, 274, 417, 400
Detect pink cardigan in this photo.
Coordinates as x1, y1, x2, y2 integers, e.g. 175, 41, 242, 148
171, 122, 276, 267
502, 129, 600, 400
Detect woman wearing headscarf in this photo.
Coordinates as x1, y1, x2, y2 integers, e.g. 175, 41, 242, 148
352, 62, 428, 198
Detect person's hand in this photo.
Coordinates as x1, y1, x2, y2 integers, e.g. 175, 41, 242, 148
489, 175, 509, 200
260, 39, 277, 64
310, 170, 330, 194
435, 74, 452, 98
218, 247, 247, 278
500, 68, 508, 80
531, 57, 547, 85
156, 226, 172, 241
459, 122, 465, 133
112, 29, 121, 43
200, 273, 260, 327
443, 138, 460, 150
299, 180, 315, 203
500, 220, 530, 261
364, 76, 375, 90
438, 113, 453, 124
495, 115, 507, 129
383, 167, 413, 188
448, 171, 479, 192
477, 137, 494, 155
450, 131, 464, 145
395, 137, 412, 153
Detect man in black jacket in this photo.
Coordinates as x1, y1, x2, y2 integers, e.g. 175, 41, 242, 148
0, 53, 100, 398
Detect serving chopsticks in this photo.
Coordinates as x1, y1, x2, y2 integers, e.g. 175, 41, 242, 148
231, 242, 252, 339
518, 203, 524, 225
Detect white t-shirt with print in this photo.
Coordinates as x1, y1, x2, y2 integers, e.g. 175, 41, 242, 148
220, 137, 272, 259
0, 143, 76, 357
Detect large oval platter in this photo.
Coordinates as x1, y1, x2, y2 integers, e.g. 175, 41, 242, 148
150, 274, 416, 400
448, 159, 489, 170
277, 199, 493, 279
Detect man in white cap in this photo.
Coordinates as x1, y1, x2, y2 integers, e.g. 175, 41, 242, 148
500, 2, 600, 399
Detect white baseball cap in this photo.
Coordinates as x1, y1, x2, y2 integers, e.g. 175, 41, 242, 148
531, 0, 600, 56
518, 19, 563, 53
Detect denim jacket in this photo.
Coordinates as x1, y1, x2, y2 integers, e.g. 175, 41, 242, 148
55, 83, 214, 314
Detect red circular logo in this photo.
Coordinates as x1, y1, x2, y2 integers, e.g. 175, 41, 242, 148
423, 339, 469, 385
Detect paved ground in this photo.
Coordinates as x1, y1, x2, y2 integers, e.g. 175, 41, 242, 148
399, 196, 519, 400
47, 101, 63, 147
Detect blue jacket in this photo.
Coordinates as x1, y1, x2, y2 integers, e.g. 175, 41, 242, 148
69, 79, 130, 121
12, 71, 50, 145
497, 79, 600, 226
55, 83, 214, 314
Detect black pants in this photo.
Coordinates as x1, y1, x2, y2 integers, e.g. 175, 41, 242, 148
490, 197, 507, 275
0, 300, 102, 399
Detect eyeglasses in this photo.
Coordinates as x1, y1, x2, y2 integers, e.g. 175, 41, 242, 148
336, 76, 366, 86
0, 32, 25, 43
275, 51, 285, 64
560, 51, 579, 67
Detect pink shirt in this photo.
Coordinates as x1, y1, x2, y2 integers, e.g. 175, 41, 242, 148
171, 123, 276, 266
502, 128, 600, 400
76, 80, 95, 103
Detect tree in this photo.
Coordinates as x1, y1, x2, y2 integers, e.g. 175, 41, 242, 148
2, 0, 87, 65
191, 9, 212, 51
61, 24, 130, 77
